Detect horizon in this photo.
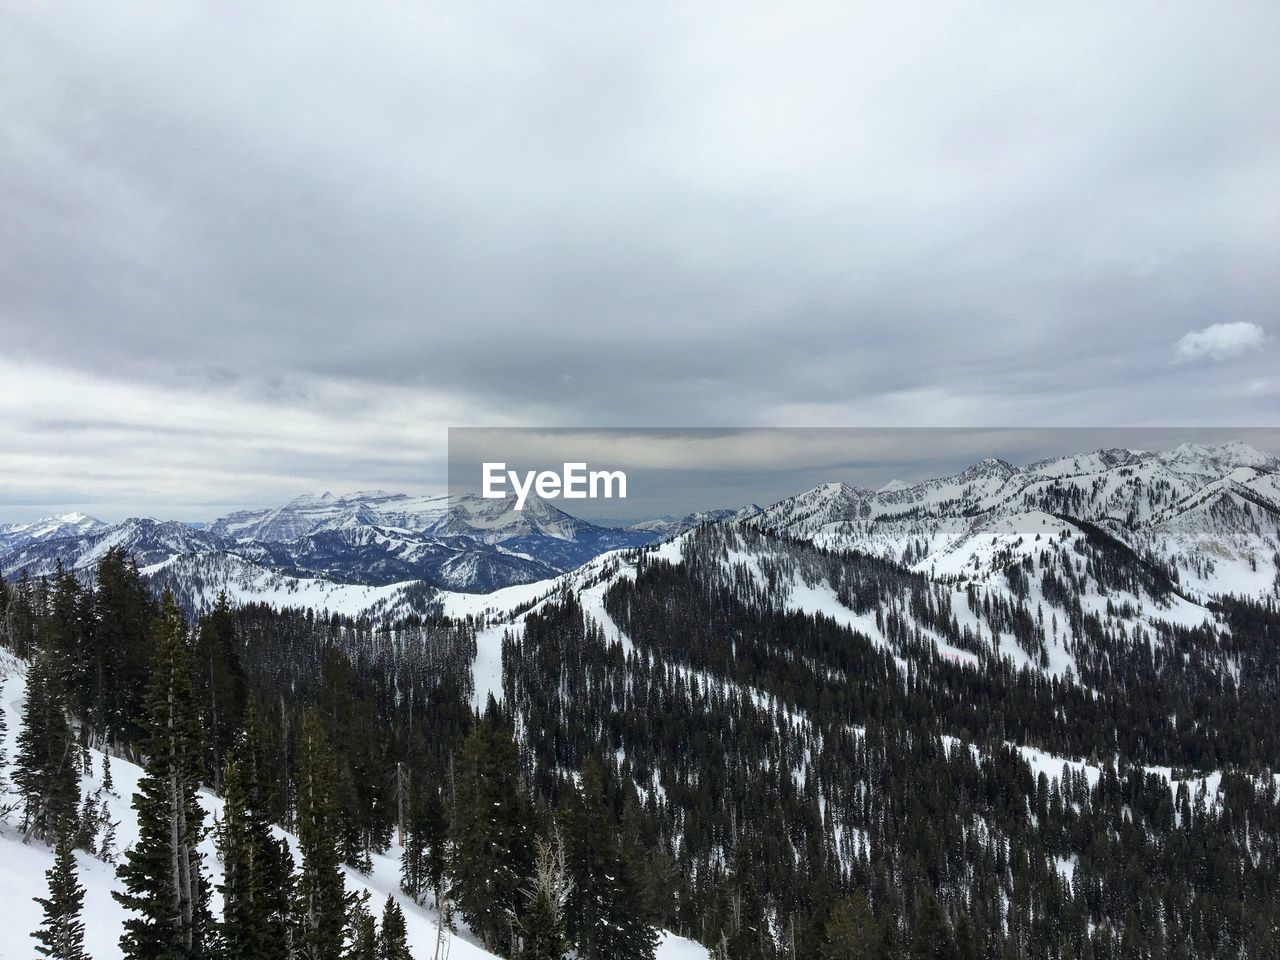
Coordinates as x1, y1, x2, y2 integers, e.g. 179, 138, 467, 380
7, 433, 1278, 526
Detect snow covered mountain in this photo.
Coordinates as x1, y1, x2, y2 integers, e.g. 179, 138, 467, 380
3, 442, 1277, 606
0, 494, 658, 598
0, 518, 282, 579
0, 516, 560, 597
0, 511, 108, 550
432, 494, 658, 572
208, 490, 449, 541
750, 441, 1280, 601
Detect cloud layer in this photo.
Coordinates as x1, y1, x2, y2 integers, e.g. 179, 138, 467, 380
1, 1, 1278, 518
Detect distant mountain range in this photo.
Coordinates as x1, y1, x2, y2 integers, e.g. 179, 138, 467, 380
0, 496, 660, 593
3, 441, 1277, 609
0, 490, 751, 597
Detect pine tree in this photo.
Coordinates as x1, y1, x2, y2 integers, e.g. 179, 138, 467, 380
346, 893, 377, 960
90, 548, 157, 748
954, 911, 981, 960
400, 780, 445, 905
216, 742, 294, 960
912, 889, 959, 960
820, 891, 882, 960
74, 790, 100, 855
16, 648, 80, 840
447, 717, 533, 954
375, 897, 412, 960
561, 757, 658, 960
48, 562, 87, 708
98, 801, 119, 865
114, 589, 210, 960
620, 784, 671, 930
191, 592, 245, 790
294, 709, 347, 960
5, 570, 38, 659
32, 828, 91, 960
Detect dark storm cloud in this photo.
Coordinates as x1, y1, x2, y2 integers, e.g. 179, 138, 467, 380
1, 0, 1278, 517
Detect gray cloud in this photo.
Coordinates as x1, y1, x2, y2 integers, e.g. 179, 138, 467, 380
1, 0, 1279, 518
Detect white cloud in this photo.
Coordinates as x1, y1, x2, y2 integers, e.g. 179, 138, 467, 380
1173, 322, 1268, 363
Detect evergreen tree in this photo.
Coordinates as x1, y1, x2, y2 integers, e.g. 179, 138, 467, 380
4, 571, 38, 659
191, 592, 245, 791
722, 842, 768, 959
400, 780, 445, 905
294, 709, 347, 960
912, 889, 958, 960
620, 784, 673, 931
0, 574, 9, 644
114, 589, 210, 960
216, 740, 294, 960
954, 911, 981, 960
561, 757, 658, 960
375, 897, 412, 960
819, 891, 882, 960
90, 548, 157, 748
47, 563, 86, 688
447, 716, 533, 954
32, 828, 91, 960
16, 648, 80, 840
346, 894, 377, 960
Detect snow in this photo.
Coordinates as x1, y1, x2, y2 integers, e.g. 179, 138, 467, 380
0, 512, 107, 543
208, 491, 450, 543
0, 655, 708, 960
747, 442, 1280, 602
658, 931, 714, 959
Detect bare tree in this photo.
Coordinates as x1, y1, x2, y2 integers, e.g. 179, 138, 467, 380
516, 828, 574, 957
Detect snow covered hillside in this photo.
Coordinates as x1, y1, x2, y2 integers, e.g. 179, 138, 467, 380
0, 651, 708, 960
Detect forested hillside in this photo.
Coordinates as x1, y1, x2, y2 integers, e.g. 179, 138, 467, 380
2, 489, 1279, 959
0, 550, 703, 960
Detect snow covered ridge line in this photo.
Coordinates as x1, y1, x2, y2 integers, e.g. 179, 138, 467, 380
4, 439, 1279, 601
742, 441, 1280, 603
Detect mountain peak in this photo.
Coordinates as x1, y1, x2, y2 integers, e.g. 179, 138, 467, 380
1165, 441, 1277, 469
959, 457, 1016, 481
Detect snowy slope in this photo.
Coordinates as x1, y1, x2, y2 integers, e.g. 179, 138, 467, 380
0, 652, 707, 960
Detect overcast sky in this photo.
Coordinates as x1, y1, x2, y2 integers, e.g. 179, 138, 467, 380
2, 1, 1278, 521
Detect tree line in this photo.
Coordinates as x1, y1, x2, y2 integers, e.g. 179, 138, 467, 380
0, 548, 660, 960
